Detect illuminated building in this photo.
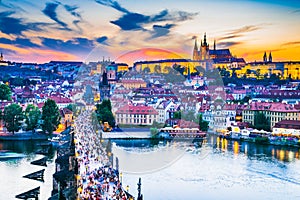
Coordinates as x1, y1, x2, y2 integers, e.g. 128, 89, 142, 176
193, 33, 232, 61
115, 104, 158, 125
283, 62, 300, 80
242, 102, 300, 129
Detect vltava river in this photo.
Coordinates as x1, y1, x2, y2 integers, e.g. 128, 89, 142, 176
112, 135, 300, 200
0, 140, 56, 199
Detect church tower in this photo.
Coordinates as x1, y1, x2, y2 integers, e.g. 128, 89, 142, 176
269, 52, 272, 62
99, 70, 110, 101
0, 52, 3, 61
200, 33, 209, 60
213, 40, 216, 51
263, 52, 267, 63
193, 38, 199, 60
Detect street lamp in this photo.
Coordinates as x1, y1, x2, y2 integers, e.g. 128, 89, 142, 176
120, 172, 123, 185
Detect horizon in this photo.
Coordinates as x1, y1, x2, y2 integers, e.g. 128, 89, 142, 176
0, 0, 300, 64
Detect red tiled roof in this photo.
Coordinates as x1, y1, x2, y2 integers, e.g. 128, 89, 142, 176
274, 120, 300, 130
49, 96, 72, 104
120, 79, 146, 84
116, 104, 158, 115
275, 120, 300, 126
37, 102, 44, 109
246, 102, 299, 112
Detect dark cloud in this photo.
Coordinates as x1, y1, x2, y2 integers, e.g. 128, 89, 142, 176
15, 38, 40, 48
281, 41, 300, 46
151, 9, 197, 22
95, 0, 129, 13
72, 19, 83, 33
111, 13, 150, 30
95, 0, 197, 33
0, 37, 40, 48
0, 37, 12, 44
111, 9, 196, 34
64, 4, 81, 18
42, 2, 69, 30
96, 36, 108, 45
0, 1, 26, 12
0, 11, 44, 35
217, 41, 242, 48
151, 24, 174, 39
40, 37, 95, 55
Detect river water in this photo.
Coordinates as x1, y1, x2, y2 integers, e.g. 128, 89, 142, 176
0, 140, 56, 200
112, 135, 300, 200
1, 136, 300, 200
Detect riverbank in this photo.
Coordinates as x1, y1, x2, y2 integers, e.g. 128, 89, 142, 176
0, 132, 48, 141
218, 132, 300, 148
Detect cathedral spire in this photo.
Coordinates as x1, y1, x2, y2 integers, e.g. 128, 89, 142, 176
263, 51, 267, 63
269, 52, 272, 62
203, 32, 207, 46
213, 40, 216, 50
194, 38, 198, 51
193, 37, 199, 60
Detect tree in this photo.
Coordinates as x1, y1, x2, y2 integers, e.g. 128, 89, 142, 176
0, 84, 12, 101
256, 69, 261, 79
142, 67, 150, 74
182, 110, 197, 122
173, 111, 181, 119
3, 104, 24, 134
9, 77, 24, 86
96, 99, 115, 128
242, 96, 251, 103
163, 67, 185, 83
253, 112, 270, 131
66, 104, 77, 112
198, 114, 209, 132
25, 104, 41, 131
42, 99, 61, 135
154, 65, 161, 73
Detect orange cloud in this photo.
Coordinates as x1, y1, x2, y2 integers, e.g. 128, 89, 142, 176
115, 48, 185, 66
0, 44, 79, 63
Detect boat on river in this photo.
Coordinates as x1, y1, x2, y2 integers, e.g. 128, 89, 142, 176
218, 126, 300, 147
0, 150, 26, 160
156, 127, 206, 140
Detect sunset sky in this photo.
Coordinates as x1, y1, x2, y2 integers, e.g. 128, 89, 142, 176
0, 0, 300, 65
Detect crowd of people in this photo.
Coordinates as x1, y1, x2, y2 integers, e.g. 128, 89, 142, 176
74, 110, 131, 200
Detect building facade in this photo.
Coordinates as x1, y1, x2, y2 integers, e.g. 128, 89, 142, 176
242, 102, 300, 129
193, 33, 232, 61
115, 104, 158, 125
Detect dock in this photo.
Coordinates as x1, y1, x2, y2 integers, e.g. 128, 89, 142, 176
15, 186, 40, 199
23, 169, 45, 182
30, 157, 47, 167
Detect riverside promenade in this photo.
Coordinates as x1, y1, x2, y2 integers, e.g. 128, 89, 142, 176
0, 131, 48, 141
74, 109, 133, 200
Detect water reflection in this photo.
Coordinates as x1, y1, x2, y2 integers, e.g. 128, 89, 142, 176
0, 140, 56, 199
112, 136, 300, 199
0, 140, 56, 159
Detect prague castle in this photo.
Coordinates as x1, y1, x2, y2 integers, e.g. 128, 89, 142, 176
192, 33, 232, 61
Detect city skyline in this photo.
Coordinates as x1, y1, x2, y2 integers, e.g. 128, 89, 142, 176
0, 0, 300, 64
